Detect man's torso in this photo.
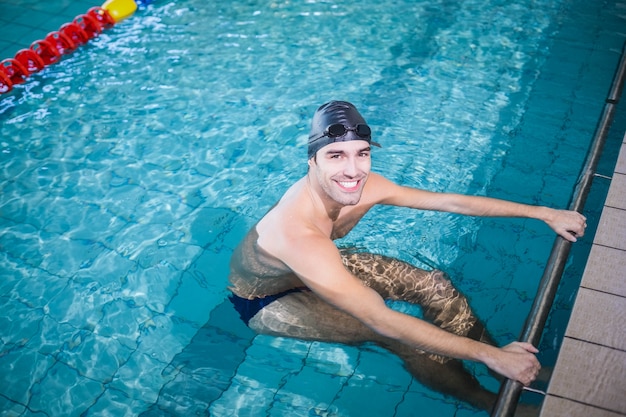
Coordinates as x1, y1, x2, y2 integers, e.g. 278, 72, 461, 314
228, 175, 384, 298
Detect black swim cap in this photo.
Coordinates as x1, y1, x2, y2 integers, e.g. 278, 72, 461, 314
308, 101, 381, 159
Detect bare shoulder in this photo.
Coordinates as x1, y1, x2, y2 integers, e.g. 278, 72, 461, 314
256, 182, 321, 255
362, 172, 403, 203
258, 211, 338, 278
364, 173, 440, 208
366, 172, 394, 186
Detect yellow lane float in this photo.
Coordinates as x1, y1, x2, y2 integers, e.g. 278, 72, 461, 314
102, 0, 138, 23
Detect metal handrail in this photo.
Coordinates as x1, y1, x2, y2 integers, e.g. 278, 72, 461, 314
491, 40, 626, 417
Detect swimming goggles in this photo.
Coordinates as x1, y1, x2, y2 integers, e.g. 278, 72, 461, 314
322, 123, 372, 139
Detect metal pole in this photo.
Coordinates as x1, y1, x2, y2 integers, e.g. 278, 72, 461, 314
491, 41, 626, 417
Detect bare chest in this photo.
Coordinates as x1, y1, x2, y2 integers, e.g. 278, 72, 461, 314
330, 205, 372, 240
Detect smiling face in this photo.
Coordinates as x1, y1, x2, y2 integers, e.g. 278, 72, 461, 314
309, 140, 372, 207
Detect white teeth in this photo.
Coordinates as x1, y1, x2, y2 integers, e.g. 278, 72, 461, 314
339, 181, 358, 188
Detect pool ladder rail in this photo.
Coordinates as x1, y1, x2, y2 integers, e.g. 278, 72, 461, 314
0, 0, 143, 95
491, 40, 626, 417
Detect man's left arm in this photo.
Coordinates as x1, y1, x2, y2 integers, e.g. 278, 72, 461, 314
439, 195, 587, 242
369, 174, 587, 242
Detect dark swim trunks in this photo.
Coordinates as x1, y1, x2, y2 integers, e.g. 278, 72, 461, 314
229, 288, 305, 325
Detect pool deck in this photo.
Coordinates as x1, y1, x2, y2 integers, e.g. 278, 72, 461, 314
1, 2, 625, 417
539, 134, 626, 417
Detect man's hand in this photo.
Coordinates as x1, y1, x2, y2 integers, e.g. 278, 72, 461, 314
544, 209, 587, 242
485, 342, 541, 386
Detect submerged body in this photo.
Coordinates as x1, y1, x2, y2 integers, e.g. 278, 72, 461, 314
227, 101, 587, 411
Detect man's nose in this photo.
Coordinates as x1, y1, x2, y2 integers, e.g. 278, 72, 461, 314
343, 156, 359, 176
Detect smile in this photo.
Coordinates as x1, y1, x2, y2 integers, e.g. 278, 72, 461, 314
337, 180, 360, 191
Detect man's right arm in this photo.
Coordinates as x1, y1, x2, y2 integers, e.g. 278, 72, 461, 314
274, 229, 541, 386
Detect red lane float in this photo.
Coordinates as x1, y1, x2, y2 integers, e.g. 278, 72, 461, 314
1, 59, 29, 84
15, 49, 46, 74
0, 58, 29, 92
73, 14, 103, 39
60, 22, 90, 46
30, 39, 62, 65
0, 70, 13, 94
1, 1, 138, 95
88, 7, 116, 29
45, 31, 77, 55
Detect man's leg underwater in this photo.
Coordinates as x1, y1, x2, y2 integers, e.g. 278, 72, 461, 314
340, 251, 502, 409
340, 250, 496, 348
248, 289, 497, 412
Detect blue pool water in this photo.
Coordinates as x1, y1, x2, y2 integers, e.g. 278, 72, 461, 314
0, 0, 624, 416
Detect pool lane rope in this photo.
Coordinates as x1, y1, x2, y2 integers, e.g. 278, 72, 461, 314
0, 0, 146, 95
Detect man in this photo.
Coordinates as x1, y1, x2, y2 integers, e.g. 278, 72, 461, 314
228, 101, 587, 411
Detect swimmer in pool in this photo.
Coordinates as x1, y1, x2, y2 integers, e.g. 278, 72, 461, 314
228, 101, 587, 411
